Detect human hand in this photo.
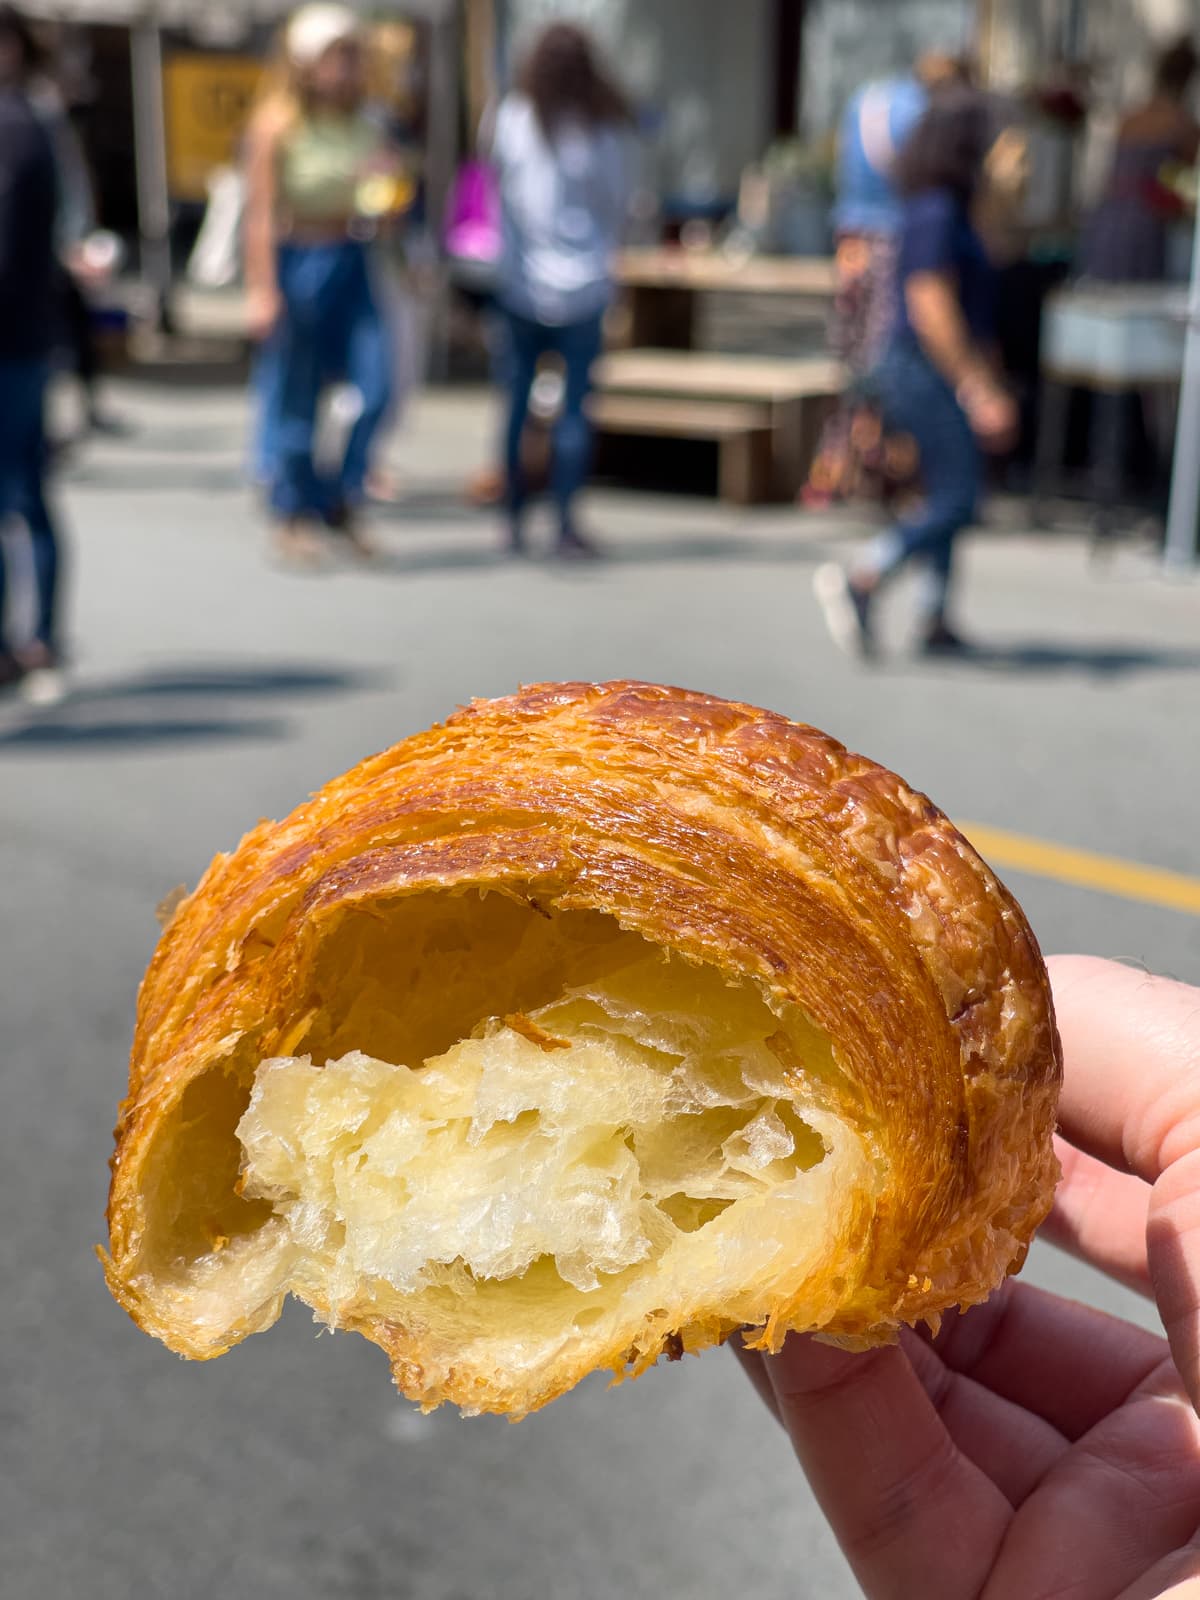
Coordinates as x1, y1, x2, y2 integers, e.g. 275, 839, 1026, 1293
959, 375, 1019, 453
737, 956, 1200, 1599
984, 127, 1033, 206
65, 242, 109, 289
245, 284, 282, 343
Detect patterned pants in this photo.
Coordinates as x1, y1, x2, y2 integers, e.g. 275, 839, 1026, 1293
804, 231, 917, 506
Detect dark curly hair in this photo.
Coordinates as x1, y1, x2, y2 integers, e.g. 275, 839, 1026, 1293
895, 87, 994, 200
0, 4, 43, 79
517, 22, 631, 138
1154, 34, 1198, 98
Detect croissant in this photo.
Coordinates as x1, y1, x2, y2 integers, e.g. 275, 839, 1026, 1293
103, 682, 1060, 1418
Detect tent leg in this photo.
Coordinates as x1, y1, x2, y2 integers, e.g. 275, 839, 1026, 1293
425, 8, 461, 383
1164, 199, 1200, 570
130, 19, 173, 332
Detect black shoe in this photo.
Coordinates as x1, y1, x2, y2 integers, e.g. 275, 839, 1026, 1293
921, 621, 972, 657
324, 499, 377, 558
323, 497, 350, 532
556, 527, 600, 561
814, 564, 875, 657
88, 409, 133, 437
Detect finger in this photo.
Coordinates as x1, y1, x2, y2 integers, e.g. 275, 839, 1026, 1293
1048, 955, 1200, 1417
983, 1356, 1200, 1600
762, 1335, 1010, 1600
899, 1328, 1067, 1504
1047, 955, 1200, 1185
1045, 1134, 1153, 1295
915, 1280, 1167, 1440
1149, 1146, 1200, 1417
1114, 1537, 1200, 1600
731, 1331, 780, 1422
741, 1317, 1074, 1505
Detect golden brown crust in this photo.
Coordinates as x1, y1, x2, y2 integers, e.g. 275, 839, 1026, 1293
103, 682, 1061, 1409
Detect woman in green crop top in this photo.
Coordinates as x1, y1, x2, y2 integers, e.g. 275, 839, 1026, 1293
243, 4, 396, 562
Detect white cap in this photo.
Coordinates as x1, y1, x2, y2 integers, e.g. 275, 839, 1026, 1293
285, 4, 362, 68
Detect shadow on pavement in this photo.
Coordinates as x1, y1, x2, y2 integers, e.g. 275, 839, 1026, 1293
367, 528, 839, 571
368, 545, 508, 574
941, 640, 1200, 678
373, 488, 488, 524
0, 659, 394, 753
61, 462, 248, 496
0, 715, 289, 749
600, 533, 837, 565
373, 490, 847, 565
84, 663, 395, 698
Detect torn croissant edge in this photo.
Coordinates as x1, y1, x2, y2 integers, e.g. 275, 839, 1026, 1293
101, 680, 1063, 1420
154, 884, 189, 929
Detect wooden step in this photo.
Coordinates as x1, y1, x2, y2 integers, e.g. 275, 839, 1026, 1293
588, 392, 773, 504
594, 349, 845, 403
588, 392, 771, 438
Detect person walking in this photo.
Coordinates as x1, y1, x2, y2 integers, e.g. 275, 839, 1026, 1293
1079, 37, 1199, 518
0, 4, 66, 703
815, 90, 1016, 658
805, 52, 970, 508
361, 17, 427, 506
28, 62, 125, 441
1083, 34, 1199, 286
243, 3, 396, 563
491, 23, 632, 558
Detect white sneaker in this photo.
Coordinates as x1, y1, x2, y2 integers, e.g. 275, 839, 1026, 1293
21, 667, 68, 708
813, 564, 876, 659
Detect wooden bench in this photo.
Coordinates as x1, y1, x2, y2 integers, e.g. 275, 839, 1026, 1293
592, 350, 845, 502
587, 393, 773, 505
615, 250, 837, 350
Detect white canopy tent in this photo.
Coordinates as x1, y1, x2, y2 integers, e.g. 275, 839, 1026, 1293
19, 0, 456, 27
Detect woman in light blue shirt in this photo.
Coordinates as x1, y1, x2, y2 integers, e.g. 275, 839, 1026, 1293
816, 90, 1016, 658
805, 53, 966, 508
834, 75, 930, 239
492, 23, 631, 557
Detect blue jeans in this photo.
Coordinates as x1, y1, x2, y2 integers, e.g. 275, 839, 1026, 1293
250, 339, 283, 486
264, 240, 392, 520
0, 358, 60, 654
864, 337, 981, 623
502, 307, 604, 533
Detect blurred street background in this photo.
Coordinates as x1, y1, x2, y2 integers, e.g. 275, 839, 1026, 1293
5, 376, 1199, 1600
3, 0, 1200, 1596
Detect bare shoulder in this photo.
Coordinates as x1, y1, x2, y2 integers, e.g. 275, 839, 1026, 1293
246, 98, 293, 156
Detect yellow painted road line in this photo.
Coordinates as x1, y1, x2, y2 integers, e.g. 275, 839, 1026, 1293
960, 822, 1200, 919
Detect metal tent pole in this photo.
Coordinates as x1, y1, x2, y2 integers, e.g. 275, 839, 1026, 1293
425, 2, 460, 250
130, 13, 172, 330
1164, 197, 1200, 569
1063, 0, 1086, 60
425, 0, 461, 382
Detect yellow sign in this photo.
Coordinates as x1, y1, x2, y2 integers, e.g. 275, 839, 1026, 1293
164, 53, 263, 201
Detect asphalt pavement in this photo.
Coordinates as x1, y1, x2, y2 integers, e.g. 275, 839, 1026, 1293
3, 378, 1199, 1600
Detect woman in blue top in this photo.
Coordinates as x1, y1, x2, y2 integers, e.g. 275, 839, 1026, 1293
491, 24, 631, 558
805, 52, 968, 507
1083, 36, 1199, 285
816, 90, 1016, 656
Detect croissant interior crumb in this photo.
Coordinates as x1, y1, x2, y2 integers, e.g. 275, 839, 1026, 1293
135, 899, 874, 1411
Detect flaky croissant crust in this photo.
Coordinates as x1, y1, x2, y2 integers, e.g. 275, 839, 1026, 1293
104, 682, 1060, 1415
